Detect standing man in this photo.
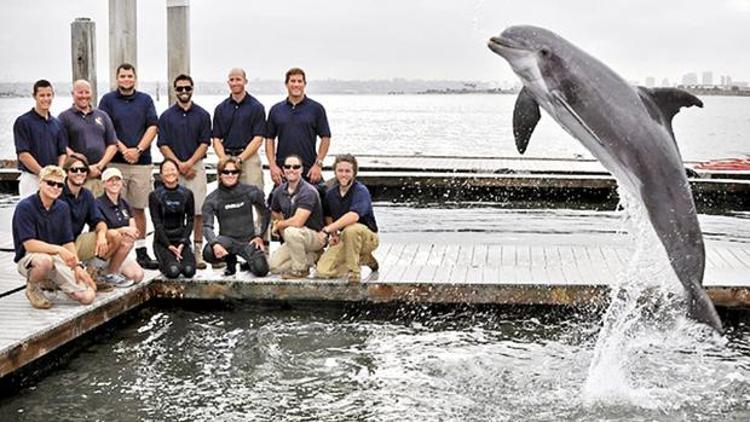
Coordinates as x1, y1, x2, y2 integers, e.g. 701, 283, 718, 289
13, 165, 96, 309
13, 80, 67, 198
157, 74, 211, 270
59, 79, 118, 196
316, 154, 379, 283
212, 68, 266, 190
99, 63, 159, 270
268, 154, 327, 279
265, 68, 331, 187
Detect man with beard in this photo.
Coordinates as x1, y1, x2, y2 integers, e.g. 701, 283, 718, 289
157, 74, 211, 270
316, 154, 379, 283
99, 63, 159, 270
58, 79, 118, 196
14, 80, 68, 198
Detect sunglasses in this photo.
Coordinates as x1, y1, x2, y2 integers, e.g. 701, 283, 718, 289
68, 167, 89, 174
283, 164, 302, 170
44, 180, 65, 189
175, 86, 193, 93
221, 169, 240, 175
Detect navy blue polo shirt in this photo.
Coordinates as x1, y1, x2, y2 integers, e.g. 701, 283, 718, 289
157, 103, 212, 162
266, 96, 331, 170
13, 109, 67, 172
324, 181, 378, 233
95, 194, 133, 229
212, 93, 266, 151
270, 179, 324, 231
12, 194, 75, 262
58, 106, 117, 164
61, 184, 105, 237
99, 90, 158, 165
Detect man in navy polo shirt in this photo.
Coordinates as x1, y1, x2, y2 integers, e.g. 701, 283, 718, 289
158, 73, 211, 270
59, 79, 118, 196
212, 67, 266, 191
99, 63, 159, 270
13, 165, 96, 309
316, 154, 379, 283
13, 79, 68, 198
265, 67, 331, 186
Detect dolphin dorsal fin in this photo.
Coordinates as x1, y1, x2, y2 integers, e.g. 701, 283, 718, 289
513, 86, 541, 154
637, 87, 703, 139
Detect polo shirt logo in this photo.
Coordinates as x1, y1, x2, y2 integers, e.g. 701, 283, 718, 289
95, 116, 104, 127
225, 201, 245, 210
121, 209, 130, 219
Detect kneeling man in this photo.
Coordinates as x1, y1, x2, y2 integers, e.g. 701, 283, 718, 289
13, 165, 96, 309
316, 154, 379, 283
269, 155, 327, 279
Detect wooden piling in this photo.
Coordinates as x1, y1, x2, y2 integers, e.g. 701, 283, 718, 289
167, 0, 191, 105
70, 18, 98, 106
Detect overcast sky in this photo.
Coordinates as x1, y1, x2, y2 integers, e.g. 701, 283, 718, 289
1, 0, 748, 85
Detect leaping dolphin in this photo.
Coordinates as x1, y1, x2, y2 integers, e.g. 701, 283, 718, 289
487, 25, 722, 332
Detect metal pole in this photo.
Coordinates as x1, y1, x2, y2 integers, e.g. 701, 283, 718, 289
109, 0, 137, 91
71, 18, 98, 106
167, 0, 191, 105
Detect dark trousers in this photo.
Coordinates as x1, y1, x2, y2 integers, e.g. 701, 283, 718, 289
153, 241, 196, 279
202, 235, 269, 277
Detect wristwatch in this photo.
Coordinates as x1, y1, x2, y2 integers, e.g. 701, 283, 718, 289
136, 146, 144, 154
315, 159, 324, 168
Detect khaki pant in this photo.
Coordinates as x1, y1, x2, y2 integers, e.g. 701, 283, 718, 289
179, 160, 208, 214
240, 154, 263, 191
270, 226, 326, 273
316, 224, 379, 278
108, 163, 153, 209
75, 232, 98, 261
84, 177, 103, 197
18, 171, 39, 199
17, 253, 88, 295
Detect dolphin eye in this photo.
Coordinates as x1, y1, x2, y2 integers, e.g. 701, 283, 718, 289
539, 48, 550, 57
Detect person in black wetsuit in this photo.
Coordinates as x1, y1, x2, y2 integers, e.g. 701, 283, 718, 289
148, 159, 196, 279
202, 156, 270, 276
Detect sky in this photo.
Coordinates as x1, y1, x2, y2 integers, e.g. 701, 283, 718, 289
1, 0, 749, 86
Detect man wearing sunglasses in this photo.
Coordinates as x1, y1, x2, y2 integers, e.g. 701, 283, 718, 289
12, 165, 96, 309
58, 79, 118, 196
14, 79, 68, 198
202, 157, 270, 277
157, 74, 211, 270
268, 155, 327, 279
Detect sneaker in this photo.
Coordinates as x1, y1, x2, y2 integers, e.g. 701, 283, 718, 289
26, 282, 52, 309
281, 269, 309, 280
362, 254, 379, 272
101, 273, 135, 288
346, 272, 361, 283
195, 245, 207, 270
95, 281, 116, 293
136, 247, 160, 270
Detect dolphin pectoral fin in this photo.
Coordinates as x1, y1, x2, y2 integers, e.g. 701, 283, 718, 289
512, 86, 541, 154
550, 91, 604, 146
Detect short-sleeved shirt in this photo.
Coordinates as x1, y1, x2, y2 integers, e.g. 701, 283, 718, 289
12, 194, 75, 262
266, 96, 331, 171
61, 184, 105, 237
58, 106, 117, 164
157, 103, 212, 162
270, 179, 324, 231
99, 90, 158, 165
95, 193, 133, 229
13, 109, 67, 172
211, 93, 266, 151
324, 181, 378, 233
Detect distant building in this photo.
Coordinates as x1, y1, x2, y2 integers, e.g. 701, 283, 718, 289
702, 71, 713, 86
661, 78, 670, 87
682, 72, 698, 86
644, 77, 656, 88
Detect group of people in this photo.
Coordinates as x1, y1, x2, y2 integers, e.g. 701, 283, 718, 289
12, 65, 379, 309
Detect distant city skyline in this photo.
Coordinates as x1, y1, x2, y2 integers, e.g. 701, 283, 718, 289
1, 0, 749, 86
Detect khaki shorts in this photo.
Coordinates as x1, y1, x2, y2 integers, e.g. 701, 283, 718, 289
240, 154, 263, 191
84, 177, 104, 197
179, 159, 208, 215
17, 253, 88, 295
109, 163, 153, 209
75, 232, 98, 261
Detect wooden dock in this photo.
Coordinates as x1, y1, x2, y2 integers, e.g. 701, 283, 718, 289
1, 239, 749, 381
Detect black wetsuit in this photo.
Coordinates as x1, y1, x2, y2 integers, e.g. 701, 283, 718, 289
148, 184, 196, 278
202, 182, 270, 276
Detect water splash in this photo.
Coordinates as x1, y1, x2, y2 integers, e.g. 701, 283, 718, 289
582, 187, 722, 409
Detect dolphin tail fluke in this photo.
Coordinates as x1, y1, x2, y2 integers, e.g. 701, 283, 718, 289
687, 290, 723, 333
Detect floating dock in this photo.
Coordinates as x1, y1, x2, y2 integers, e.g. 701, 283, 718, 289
1, 239, 748, 381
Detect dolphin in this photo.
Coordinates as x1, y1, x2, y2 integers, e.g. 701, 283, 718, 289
487, 25, 722, 332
